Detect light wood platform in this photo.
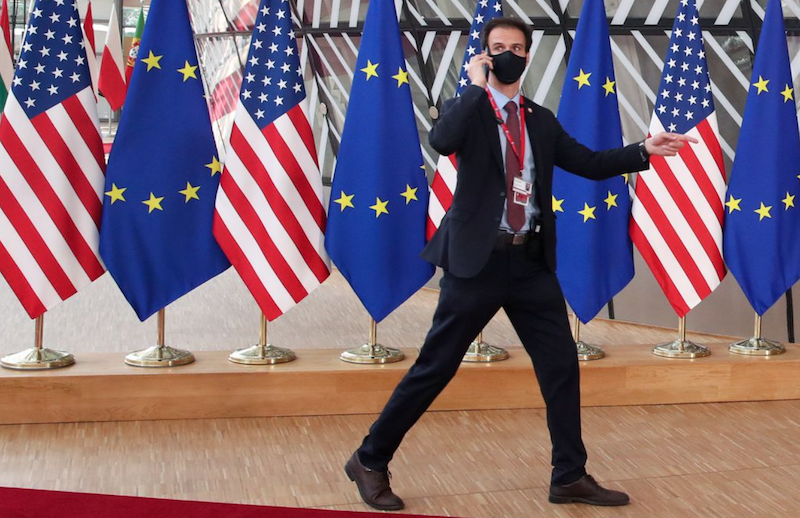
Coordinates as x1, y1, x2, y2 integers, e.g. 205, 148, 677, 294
2, 338, 799, 425
3, 401, 800, 518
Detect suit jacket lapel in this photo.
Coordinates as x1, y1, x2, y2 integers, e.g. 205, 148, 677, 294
479, 97, 504, 174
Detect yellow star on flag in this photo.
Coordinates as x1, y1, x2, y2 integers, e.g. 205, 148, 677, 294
604, 191, 618, 210
142, 51, 163, 71
334, 191, 355, 211
370, 197, 389, 217
143, 193, 165, 213
552, 196, 564, 213
782, 85, 794, 103
177, 61, 198, 82
602, 77, 616, 96
753, 76, 769, 94
105, 183, 127, 204
725, 195, 742, 213
392, 67, 409, 87
622, 173, 630, 185
400, 185, 418, 204
754, 202, 772, 221
179, 182, 201, 202
205, 156, 222, 176
783, 192, 796, 210
361, 60, 379, 80
578, 203, 596, 222
573, 69, 591, 89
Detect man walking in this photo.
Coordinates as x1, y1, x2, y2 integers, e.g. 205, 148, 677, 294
345, 17, 694, 509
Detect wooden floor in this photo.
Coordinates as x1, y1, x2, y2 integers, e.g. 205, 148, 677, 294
2, 400, 800, 517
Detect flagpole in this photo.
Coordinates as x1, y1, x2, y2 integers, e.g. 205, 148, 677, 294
229, 312, 297, 364
729, 312, 786, 356
652, 316, 710, 359
0, 315, 75, 370
572, 314, 604, 361
339, 318, 405, 364
124, 308, 195, 367
462, 330, 509, 362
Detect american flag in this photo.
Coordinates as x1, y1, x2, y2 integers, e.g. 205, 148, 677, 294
0, 0, 105, 319
426, 0, 502, 240
213, 0, 330, 321
630, 0, 726, 317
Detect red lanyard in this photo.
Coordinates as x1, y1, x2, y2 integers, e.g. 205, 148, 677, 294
486, 88, 526, 173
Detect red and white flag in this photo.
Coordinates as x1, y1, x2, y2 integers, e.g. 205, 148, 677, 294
630, 0, 726, 317
213, 0, 330, 321
81, 1, 98, 96
0, 0, 106, 318
98, 3, 126, 111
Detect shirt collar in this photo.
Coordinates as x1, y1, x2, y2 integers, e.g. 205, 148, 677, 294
487, 83, 520, 115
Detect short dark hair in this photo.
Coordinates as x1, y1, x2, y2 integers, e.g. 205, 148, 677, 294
481, 17, 533, 53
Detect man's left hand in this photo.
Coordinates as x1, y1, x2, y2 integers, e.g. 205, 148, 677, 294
644, 132, 699, 157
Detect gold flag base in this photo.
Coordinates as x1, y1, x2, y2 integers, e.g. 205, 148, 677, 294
124, 345, 195, 368
229, 313, 296, 365
126, 309, 194, 368
229, 344, 296, 365
1, 315, 74, 370
652, 340, 710, 359
0, 347, 75, 370
462, 340, 509, 362
572, 317, 605, 361
576, 341, 605, 361
340, 344, 405, 364
729, 314, 786, 356
729, 337, 785, 356
340, 318, 405, 364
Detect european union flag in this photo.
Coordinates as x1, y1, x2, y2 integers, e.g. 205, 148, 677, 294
99, 0, 229, 321
552, 0, 633, 324
324, 0, 433, 322
723, 0, 800, 316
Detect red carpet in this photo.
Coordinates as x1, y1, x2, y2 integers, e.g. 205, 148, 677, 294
0, 487, 443, 518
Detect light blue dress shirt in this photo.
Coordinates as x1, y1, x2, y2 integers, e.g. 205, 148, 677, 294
486, 84, 540, 233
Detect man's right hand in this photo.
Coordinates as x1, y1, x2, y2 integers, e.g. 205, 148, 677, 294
467, 53, 493, 89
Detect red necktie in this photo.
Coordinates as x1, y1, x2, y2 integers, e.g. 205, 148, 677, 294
504, 101, 525, 232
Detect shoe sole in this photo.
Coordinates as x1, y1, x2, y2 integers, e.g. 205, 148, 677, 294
548, 495, 630, 506
344, 462, 405, 511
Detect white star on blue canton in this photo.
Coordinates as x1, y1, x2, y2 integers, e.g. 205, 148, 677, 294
238, 0, 308, 130
654, 0, 715, 134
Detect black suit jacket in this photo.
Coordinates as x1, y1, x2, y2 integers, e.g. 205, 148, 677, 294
423, 85, 649, 278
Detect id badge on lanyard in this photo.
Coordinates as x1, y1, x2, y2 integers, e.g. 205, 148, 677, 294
485, 88, 526, 175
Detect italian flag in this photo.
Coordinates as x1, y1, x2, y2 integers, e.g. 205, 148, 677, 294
0, 0, 13, 110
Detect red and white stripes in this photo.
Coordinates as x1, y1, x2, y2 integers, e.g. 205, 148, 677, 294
630, 114, 726, 317
214, 103, 330, 321
0, 87, 106, 318
426, 153, 457, 240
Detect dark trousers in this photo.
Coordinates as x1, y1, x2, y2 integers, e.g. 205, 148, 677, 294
357, 242, 588, 486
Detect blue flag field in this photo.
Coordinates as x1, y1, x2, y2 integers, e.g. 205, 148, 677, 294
723, 0, 800, 316
99, 0, 230, 321
324, 0, 433, 322
552, 0, 634, 324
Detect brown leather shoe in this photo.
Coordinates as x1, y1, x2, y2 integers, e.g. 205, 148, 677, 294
549, 474, 630, 506
344, 452, 405, 511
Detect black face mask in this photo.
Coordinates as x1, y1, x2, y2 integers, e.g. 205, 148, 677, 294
490, 50, 527, 84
